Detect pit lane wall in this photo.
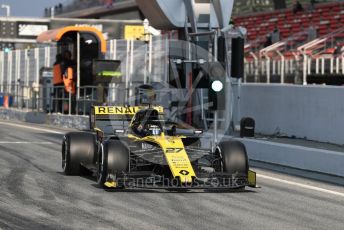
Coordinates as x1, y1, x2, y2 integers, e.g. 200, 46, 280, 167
233, 84, 344, 178
0, 108, 89, 130
237, 138, 344, 178
238, 84, 344, 145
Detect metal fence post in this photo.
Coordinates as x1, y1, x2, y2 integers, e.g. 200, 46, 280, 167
110, 39, 117, 59
45, 46, 51, 67
7, 51, 12, 93
15, 50, 20, 81
48, 86, 52, 114
164, 37, 169, 83
243, 59, 247, 83
69, 88, 72, 116
129, 39, 134, 99
281, 58, 285, 84
15, 50, 21, 107
266, 58, 270, 83
35, 48, 40, 85
62, 88, 65, 114
330, 57, 334, 74
148, 34, 153, 81
303, 54, 307, 85
125, 39, 131, 102
24, 49, 29, 87
272, 60, 276, 75
111, 39, 117, 102
0, 51, 4, 92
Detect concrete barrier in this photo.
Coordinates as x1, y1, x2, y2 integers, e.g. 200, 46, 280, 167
239, 84, 344, 145
0, 108, 89, 130
237, 137, 344, 177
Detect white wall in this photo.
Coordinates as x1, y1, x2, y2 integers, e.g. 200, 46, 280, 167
239, 84, 344, 145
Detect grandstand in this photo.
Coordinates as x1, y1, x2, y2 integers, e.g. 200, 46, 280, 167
232, 0, 333, 15
235, 1, 344, 85
235, 1, 343, 47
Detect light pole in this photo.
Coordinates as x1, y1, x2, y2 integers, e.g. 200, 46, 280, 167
50, 7, 55, 18
1, 4, 10, 17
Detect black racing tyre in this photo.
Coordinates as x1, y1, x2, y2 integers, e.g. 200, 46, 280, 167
97, 140, 129, 187
217, 141, 249, 176
62, 132, 96, 175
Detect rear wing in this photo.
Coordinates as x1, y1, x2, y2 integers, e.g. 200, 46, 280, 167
90, 105, 164, 130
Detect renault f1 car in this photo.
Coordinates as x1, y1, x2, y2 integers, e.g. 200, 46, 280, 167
62, 105, 256, 190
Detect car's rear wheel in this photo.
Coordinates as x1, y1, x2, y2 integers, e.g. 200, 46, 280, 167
97, 140, 129, 188
62, 132, 96, 175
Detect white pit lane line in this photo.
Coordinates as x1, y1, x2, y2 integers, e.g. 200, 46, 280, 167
0, 121, 64, 134
0, 142, 54, 144
258, 174, 344, 198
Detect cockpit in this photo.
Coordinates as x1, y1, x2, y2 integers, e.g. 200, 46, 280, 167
130, 109, 164, 137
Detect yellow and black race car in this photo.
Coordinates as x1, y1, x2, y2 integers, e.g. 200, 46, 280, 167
62, 105, 256, 190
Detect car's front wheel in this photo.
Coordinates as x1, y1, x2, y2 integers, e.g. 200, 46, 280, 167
62, 132, 96, 175
97, 140, 129, 188
217, 140, 249, 189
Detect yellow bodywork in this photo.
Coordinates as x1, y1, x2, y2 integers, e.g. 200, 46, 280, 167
104, 181, 117, 188
128, 134, 196, 183
248, 170, 257, 188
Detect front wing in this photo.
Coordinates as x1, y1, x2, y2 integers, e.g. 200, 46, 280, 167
104, 170, 257, 189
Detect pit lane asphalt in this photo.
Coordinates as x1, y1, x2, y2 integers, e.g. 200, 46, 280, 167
0, 120, 343, 230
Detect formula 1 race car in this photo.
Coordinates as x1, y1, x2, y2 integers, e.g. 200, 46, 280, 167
62, 105, 256, 190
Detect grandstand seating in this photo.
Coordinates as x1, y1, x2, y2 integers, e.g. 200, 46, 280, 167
238, 2, 344, 85
234, 2, 344, 50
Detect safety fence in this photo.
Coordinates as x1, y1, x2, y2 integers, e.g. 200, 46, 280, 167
0, 82, 209, 122
0, 46, 57, 93
245, 54, 344, 84
0, 37, 168, 93
0, 36, 169, 114
0, 84, 129, 115
244, 27, 344, 84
